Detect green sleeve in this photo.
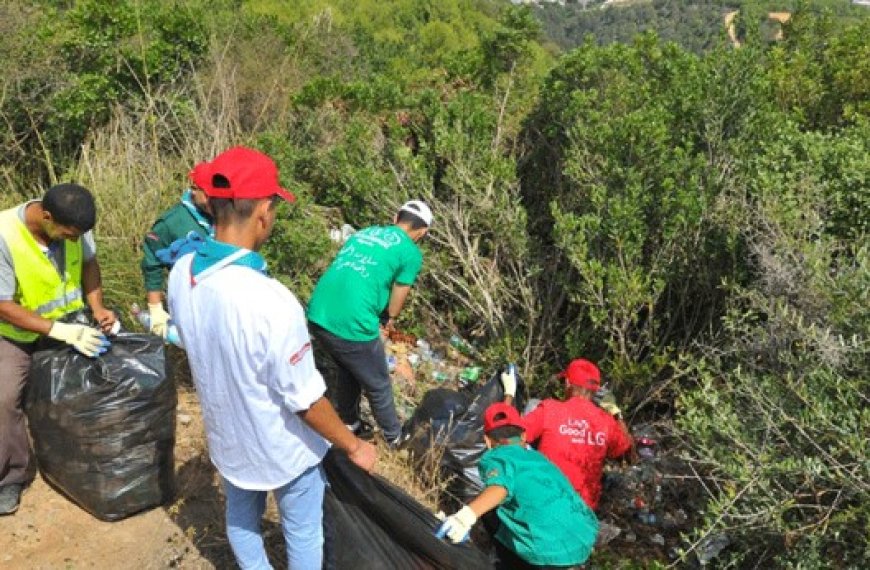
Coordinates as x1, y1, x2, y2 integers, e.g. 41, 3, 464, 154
478, 451, 515, 501
140, 220, 173, 292
395, 246, 422, 286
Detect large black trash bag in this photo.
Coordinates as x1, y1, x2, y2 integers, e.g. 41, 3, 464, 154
25, 331, 176, 521
322, 449, 491, 570
402, 370, 526, 505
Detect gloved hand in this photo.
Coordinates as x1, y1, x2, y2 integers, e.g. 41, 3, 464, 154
48, 322, 110, 357
597, 388, 622, 417
148, 303, 170, 338
435, 505, 477, 543
500, 364, 517, 398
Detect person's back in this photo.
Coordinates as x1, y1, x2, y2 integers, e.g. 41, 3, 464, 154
165, 146, 376, 569
307, 224, 422, 341
480, 443, 598, 568
169, 258, 328, 486
438, 402, 597, 569
523, 359, 632, 510
524, 396, 630, 509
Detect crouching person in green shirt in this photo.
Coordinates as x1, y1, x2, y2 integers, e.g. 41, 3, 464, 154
437, 402, 598, 569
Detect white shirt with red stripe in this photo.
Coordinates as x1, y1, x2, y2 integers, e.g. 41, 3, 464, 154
168, 253, 329, 490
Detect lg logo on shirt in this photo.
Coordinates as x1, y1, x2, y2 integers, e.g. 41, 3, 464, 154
559, 419, 606, 446
289, 342, 311, 365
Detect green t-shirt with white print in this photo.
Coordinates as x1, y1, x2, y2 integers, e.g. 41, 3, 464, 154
307, 225, 422, 341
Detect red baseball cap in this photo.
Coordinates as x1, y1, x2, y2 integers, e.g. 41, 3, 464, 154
558, 358, 601, 390
188, 146, 295, 203
483, 402, 524, 433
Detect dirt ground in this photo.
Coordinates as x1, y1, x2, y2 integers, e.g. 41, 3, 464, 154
2, 388, 234, 570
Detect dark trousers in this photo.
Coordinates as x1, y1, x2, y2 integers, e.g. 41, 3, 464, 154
0, 336, 37, 488
494, 539, 581, 570
309, 322, 402, 442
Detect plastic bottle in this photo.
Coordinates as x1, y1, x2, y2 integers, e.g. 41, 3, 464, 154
131, 303, 183, 347
416, 339, 433, 362
459, 366, 481, 384
449, 334, 474, 356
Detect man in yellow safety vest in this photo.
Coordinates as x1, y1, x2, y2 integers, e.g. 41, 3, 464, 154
0, 183, 117, 515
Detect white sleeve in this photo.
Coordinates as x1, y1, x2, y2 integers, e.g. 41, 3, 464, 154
0, 237, 16, 301
267, 297, 326, 413
81, 231, 97, 261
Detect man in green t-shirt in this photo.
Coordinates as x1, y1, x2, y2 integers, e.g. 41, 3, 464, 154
437, 402, 598, 569
307, 200, 431, 447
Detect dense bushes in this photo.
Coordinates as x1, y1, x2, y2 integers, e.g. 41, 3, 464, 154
1, 1, 866, 566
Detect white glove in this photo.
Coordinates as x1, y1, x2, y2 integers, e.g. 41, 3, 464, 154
500, 366, 517, 398
598, 389, 622, 417
48, 322, 110, 357
435, 505, 477, 543
148, 303, 170, 338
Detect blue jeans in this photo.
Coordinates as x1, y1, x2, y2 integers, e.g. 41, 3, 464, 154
309, 322, 402, 441
222, 465, 326, 569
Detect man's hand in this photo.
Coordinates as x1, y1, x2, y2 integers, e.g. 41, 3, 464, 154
147, 303, 170, 338
48, 322, 110, 357
92, 307, 117, 335
500, 364, 517, 398
347, 439, 377, 472
435, 505, 477, 543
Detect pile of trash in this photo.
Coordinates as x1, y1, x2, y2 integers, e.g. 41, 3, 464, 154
378, 330, 720, 566
383, 329, 487, 422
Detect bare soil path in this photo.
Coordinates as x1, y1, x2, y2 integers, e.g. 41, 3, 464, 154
2, 388, 228, 570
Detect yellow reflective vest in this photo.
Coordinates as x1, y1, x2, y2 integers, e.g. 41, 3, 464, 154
0, 206, 85, 342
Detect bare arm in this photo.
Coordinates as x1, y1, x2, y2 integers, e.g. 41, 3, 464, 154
146, 291, 164, 305
467, 485, 508, 518
384, 283, 412, 328
299, 396, 377, 472
82, 258, 116, 332
0, 300, 52, 335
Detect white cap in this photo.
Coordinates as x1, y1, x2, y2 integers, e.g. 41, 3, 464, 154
399, 200, 433, 227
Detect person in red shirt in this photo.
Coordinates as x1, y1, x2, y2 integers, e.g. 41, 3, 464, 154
518, 359, 633, 510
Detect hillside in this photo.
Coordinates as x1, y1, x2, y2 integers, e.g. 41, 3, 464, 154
532, 0, 869, 53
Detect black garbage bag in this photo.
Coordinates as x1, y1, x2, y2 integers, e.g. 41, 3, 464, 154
322, 449, 491, 569
402, 370, 526, 505
25, 331, 176, 521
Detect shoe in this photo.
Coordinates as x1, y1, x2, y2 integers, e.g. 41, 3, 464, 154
0, 483, 23, 515
387, 432, 410, 451
346, 420, 374, 441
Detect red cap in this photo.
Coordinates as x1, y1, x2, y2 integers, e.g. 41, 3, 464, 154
189, 146, 295, 203
558, 358, 601, 390
484, 402, 524, 433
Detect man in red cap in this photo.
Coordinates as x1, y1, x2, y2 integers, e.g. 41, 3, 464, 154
167, 146, 377, 569
521, 358, 633, 510
437, 402, 598, 569
139, 158, 214, 339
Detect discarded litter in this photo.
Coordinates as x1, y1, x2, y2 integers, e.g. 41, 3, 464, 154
458, 366, 481, 384
432, 371, 450, 382
697, 533, 731, 566
448, 334, 476, 357
595, 521, 622, 546
131, 303, 183, 347
328, 223, 357, 244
